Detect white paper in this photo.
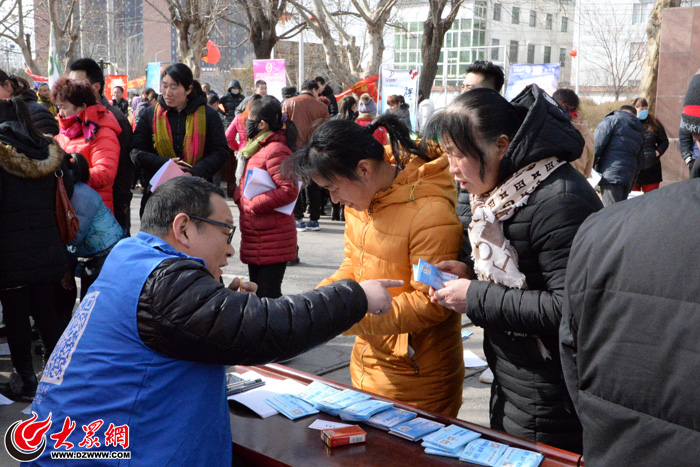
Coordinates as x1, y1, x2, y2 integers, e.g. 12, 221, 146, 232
242, 167, 302, 216
149, 159, 185, 191
0, 343, 10, 355
587, 169, 601, 188
21, 405, 32, 414
228, 377, 308, 418
463, 350, 488, 368
308, 419, 352, 431
0, 393, 14, 405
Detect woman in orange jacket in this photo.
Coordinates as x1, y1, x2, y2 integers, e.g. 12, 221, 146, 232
285, 115, 464, 416
53, 78, 121, 213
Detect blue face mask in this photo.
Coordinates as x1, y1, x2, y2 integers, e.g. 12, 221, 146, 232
638, 109, 649, 120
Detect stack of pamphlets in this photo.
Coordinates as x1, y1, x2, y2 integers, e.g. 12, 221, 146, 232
421, 424, 481, 458
459, 439, 543, 467
293, 381, 341, 409
364, 407, 417, 431
316, 389, 371, 416
412, 259, 459, 290
338, 400, 394, 422
264, 393, 319, 421
388, 417, 445, 442
493, 447, 544, 467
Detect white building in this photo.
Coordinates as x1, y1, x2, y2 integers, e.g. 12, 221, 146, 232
390, 0, 575, 106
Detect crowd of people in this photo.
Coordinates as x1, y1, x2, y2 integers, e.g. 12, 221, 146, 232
0, 56, 697, 464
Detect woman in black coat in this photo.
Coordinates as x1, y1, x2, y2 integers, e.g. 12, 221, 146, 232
427, 86, 602, 453
0, 70, 58, 136
632, 97, 669, 192
0, 97, 70, 401
130, 63, 229, 216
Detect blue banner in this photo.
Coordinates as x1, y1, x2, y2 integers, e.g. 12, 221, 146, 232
505, 63, 560, 101
146, 62, 161, 94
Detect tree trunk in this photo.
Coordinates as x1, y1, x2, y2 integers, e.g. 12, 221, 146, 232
639, 0, 681, 113
419, 19, 440, 100
366, 21, 386, 77
250, 25, 277, 59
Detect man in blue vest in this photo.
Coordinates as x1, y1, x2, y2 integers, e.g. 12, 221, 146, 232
28, 177, 401, 466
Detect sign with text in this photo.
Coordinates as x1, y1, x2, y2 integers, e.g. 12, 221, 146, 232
105, 75, 127, 101
253, 59, 286, 100
505, 63, 560, 101
379, 68, 419, 129
146, 62, 161, 94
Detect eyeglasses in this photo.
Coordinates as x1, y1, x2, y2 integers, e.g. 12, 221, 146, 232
189, 215, 236, 244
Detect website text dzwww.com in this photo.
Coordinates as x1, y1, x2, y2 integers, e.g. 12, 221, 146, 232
50, 451, 131, 460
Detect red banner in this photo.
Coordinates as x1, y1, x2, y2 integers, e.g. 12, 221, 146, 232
127, 76, 147, 89
26, 69, 48, 82
105, 75, 128, 101
335, 75, 379, 103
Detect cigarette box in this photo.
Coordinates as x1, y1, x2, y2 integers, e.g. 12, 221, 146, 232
321, 425, 367, 447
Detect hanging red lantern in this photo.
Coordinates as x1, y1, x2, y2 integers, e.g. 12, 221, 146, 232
569, 49, 577, 58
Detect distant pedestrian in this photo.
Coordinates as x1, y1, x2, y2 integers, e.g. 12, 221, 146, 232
385, 94, 412, 131
594, 105, 645, 206
36, 82, 57, 116
553, 88, 595, 178
356, 93, 388, 145
416, 90, 434, 135
335, 95, 358, 122
219, 79, 244, 127
461, 60, 505, 94
111, 85, 129, 116
235, 80, 267, 116
631, 97, 669, 192
315, 76, 338, 117
0, 71, 58, 136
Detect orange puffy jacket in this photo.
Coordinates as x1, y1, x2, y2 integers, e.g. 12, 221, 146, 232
319, 152, 464, 417
56, 103, 121, 212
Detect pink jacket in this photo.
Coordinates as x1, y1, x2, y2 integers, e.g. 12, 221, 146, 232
225, 113, 247, 152
55, 104, 121, 212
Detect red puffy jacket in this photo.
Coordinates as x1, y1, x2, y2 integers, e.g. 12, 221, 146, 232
234, 132, 299, 265
56, 104, 121, 212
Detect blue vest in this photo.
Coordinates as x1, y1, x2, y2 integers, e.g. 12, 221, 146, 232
30, 232, 231, 466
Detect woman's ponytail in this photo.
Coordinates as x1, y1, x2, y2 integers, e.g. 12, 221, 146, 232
367, 114, 427, 168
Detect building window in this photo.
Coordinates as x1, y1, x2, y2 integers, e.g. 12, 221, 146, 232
630, 42, 646, 61
546, 13, 553, 30
527, 44, 535, 64
512, 7, 520, 24
633, 3, 649, 24
561, 17, 568, 33
491, 38, 500, 60
544, 45, 551, 63
559, 48, 566, 67
530, 11, 537, 27
493, 3, 501, 21
510, 40, 519, 63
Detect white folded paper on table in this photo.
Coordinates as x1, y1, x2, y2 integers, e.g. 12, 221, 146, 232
228, 376, 308, 418
149, 159, 185, 191
242, 167, 301, 216
463, 350, 488, 368
308, 419, 352, 431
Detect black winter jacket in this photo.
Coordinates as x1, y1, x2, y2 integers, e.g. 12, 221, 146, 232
137, 257, 369, 365
0, 135, 69, 288
320, 85, 339, 117
594, 110, 645, 186
462, 86, 602, 452
635, 120, 668, 185
130, 93, 228, 183
561, 180, 700, 466
19, 89, 58, 136
219, 91, 244, 128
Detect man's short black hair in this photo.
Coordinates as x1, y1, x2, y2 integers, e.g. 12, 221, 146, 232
314, 76, 326, 86
254, 80, 267, 88
113, 85, 124, 93
620, 105, 637, 115
301, 79, 319, 92
552, 88, 579, 113
207, 94, 220, 106
141, 177, 226, 236
464, 60, 505, 92
69, 58, 105, 96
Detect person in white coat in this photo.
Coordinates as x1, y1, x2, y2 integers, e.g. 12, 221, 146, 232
416, 90, 435, 135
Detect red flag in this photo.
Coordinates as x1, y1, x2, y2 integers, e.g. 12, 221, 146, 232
335, 76, 379, 103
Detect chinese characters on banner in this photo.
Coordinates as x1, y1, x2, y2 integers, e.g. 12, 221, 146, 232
253, 59, 286, 101
379, 68, 419, 130
105, 75, 127, 101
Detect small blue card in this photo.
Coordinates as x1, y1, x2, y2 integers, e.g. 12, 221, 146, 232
459, 438, 509, 466
493, 447, 544, 467
338, 400, 394, 422
422, 424, 481, 454
388, 417, 445, 442
413, 259, 459, 290
364, 407, 417, 431
316, 389, 371, 417
264, 393, 319, 420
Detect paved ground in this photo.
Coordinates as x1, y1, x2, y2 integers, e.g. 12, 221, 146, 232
0, 190, 491, 464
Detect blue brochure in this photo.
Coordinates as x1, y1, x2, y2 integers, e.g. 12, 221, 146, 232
493, 447, 544, 467
421, 424, 481, 455
413, 259, 459, 290
293, 381, 341, 409
264, 393, 319, 420
459, 439, 509, 466
316, 389, 371, 417
364, 407, 417, 431
338, 400, 394, 422
388, 417, 445, 442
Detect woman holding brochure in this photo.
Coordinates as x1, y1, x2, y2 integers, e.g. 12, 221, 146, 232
427, 86, 602, 452
233, 96, 299, 299
285, 115, 465, 416
130, 63, 228, 216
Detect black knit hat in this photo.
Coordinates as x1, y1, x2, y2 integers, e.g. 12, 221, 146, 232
681, 73, 700, 134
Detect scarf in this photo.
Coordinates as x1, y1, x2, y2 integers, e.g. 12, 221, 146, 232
37, 95, 57, 116
469, 156, 565, 360
235, 131, 274, 186
469, 156, 565, 288
152, 102, 206, 166
58, 111, 99, 143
